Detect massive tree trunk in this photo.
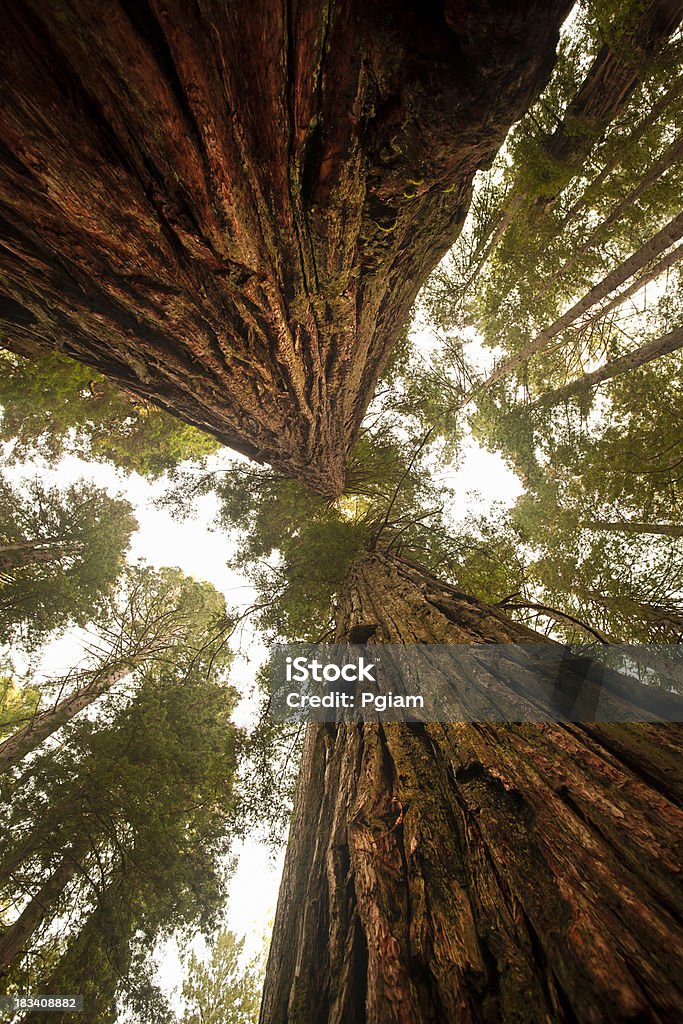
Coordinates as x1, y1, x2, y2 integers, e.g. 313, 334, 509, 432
0, 0, 570, 497
261, 550, 683, 1023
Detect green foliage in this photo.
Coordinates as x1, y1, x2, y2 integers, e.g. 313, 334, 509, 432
178, 929, 265, 1024
0, 475, 136, 648
0, 665, 40, 743
472, 354, 683, 642
0, 350, 219, 477
0, 564, 236, 778
418, 0, 682, 401
0, 666, 243, 1020
163, 427, 528, 641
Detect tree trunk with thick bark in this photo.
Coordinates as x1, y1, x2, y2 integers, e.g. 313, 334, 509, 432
0, 0, 570, 496
465, 0, 682, 266
261, 550, 683, 1023
537, 0, 682, 204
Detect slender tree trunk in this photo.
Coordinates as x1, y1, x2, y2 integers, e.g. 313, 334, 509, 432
0, 0, 571, 497
0, 664, 130, 775
0, 540, 78, 572
526, 325, 683, 409
536, 132, 683, 300
261, 550, 683, 1023
558, 76, 683, 231
580, 240, 683, 329
461, 211, 683, 406
583, 519, 683, 538
465, 0, 682, 262
0, 853, 79, 975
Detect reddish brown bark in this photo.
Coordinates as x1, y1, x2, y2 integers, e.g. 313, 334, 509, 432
261, 551, 683, 1023
463, 0, 682, 270
0, 1, 570, 495
541, 0, 683, 184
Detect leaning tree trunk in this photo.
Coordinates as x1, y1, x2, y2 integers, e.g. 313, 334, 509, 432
261, 550, 683, 1023
578, 240, 683, 331
0, 0, 571, 496
527, 325, 683, 409
463, 0, 682, 269
558, 75, 683, 231
460, 210, 683, 406
0, 851, 79, 976
0, 663, 131, 775
534, 132, 683, 302
537, 0, 682, 205
583, 519, 683, 539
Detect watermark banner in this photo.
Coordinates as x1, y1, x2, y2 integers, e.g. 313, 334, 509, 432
268, 644, 683, 723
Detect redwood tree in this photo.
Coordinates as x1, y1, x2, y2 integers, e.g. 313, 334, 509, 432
261, 550, 683, 1023
0, 0, 569, 495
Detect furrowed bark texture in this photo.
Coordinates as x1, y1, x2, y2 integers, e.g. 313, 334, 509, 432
0, 0, 570, 495
464, 0, 682, 273
542, 0, 683, 183
261, 551, 683, 1023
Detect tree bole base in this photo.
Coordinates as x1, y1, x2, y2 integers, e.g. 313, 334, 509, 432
261, 553, 683, 1022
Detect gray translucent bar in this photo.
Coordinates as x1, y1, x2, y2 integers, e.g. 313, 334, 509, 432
268, 644, 683, 723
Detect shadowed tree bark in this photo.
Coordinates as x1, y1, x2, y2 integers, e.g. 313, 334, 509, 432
261, 551, 683, 1023
470, 0, 682, 272
0, 0, 571, 495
